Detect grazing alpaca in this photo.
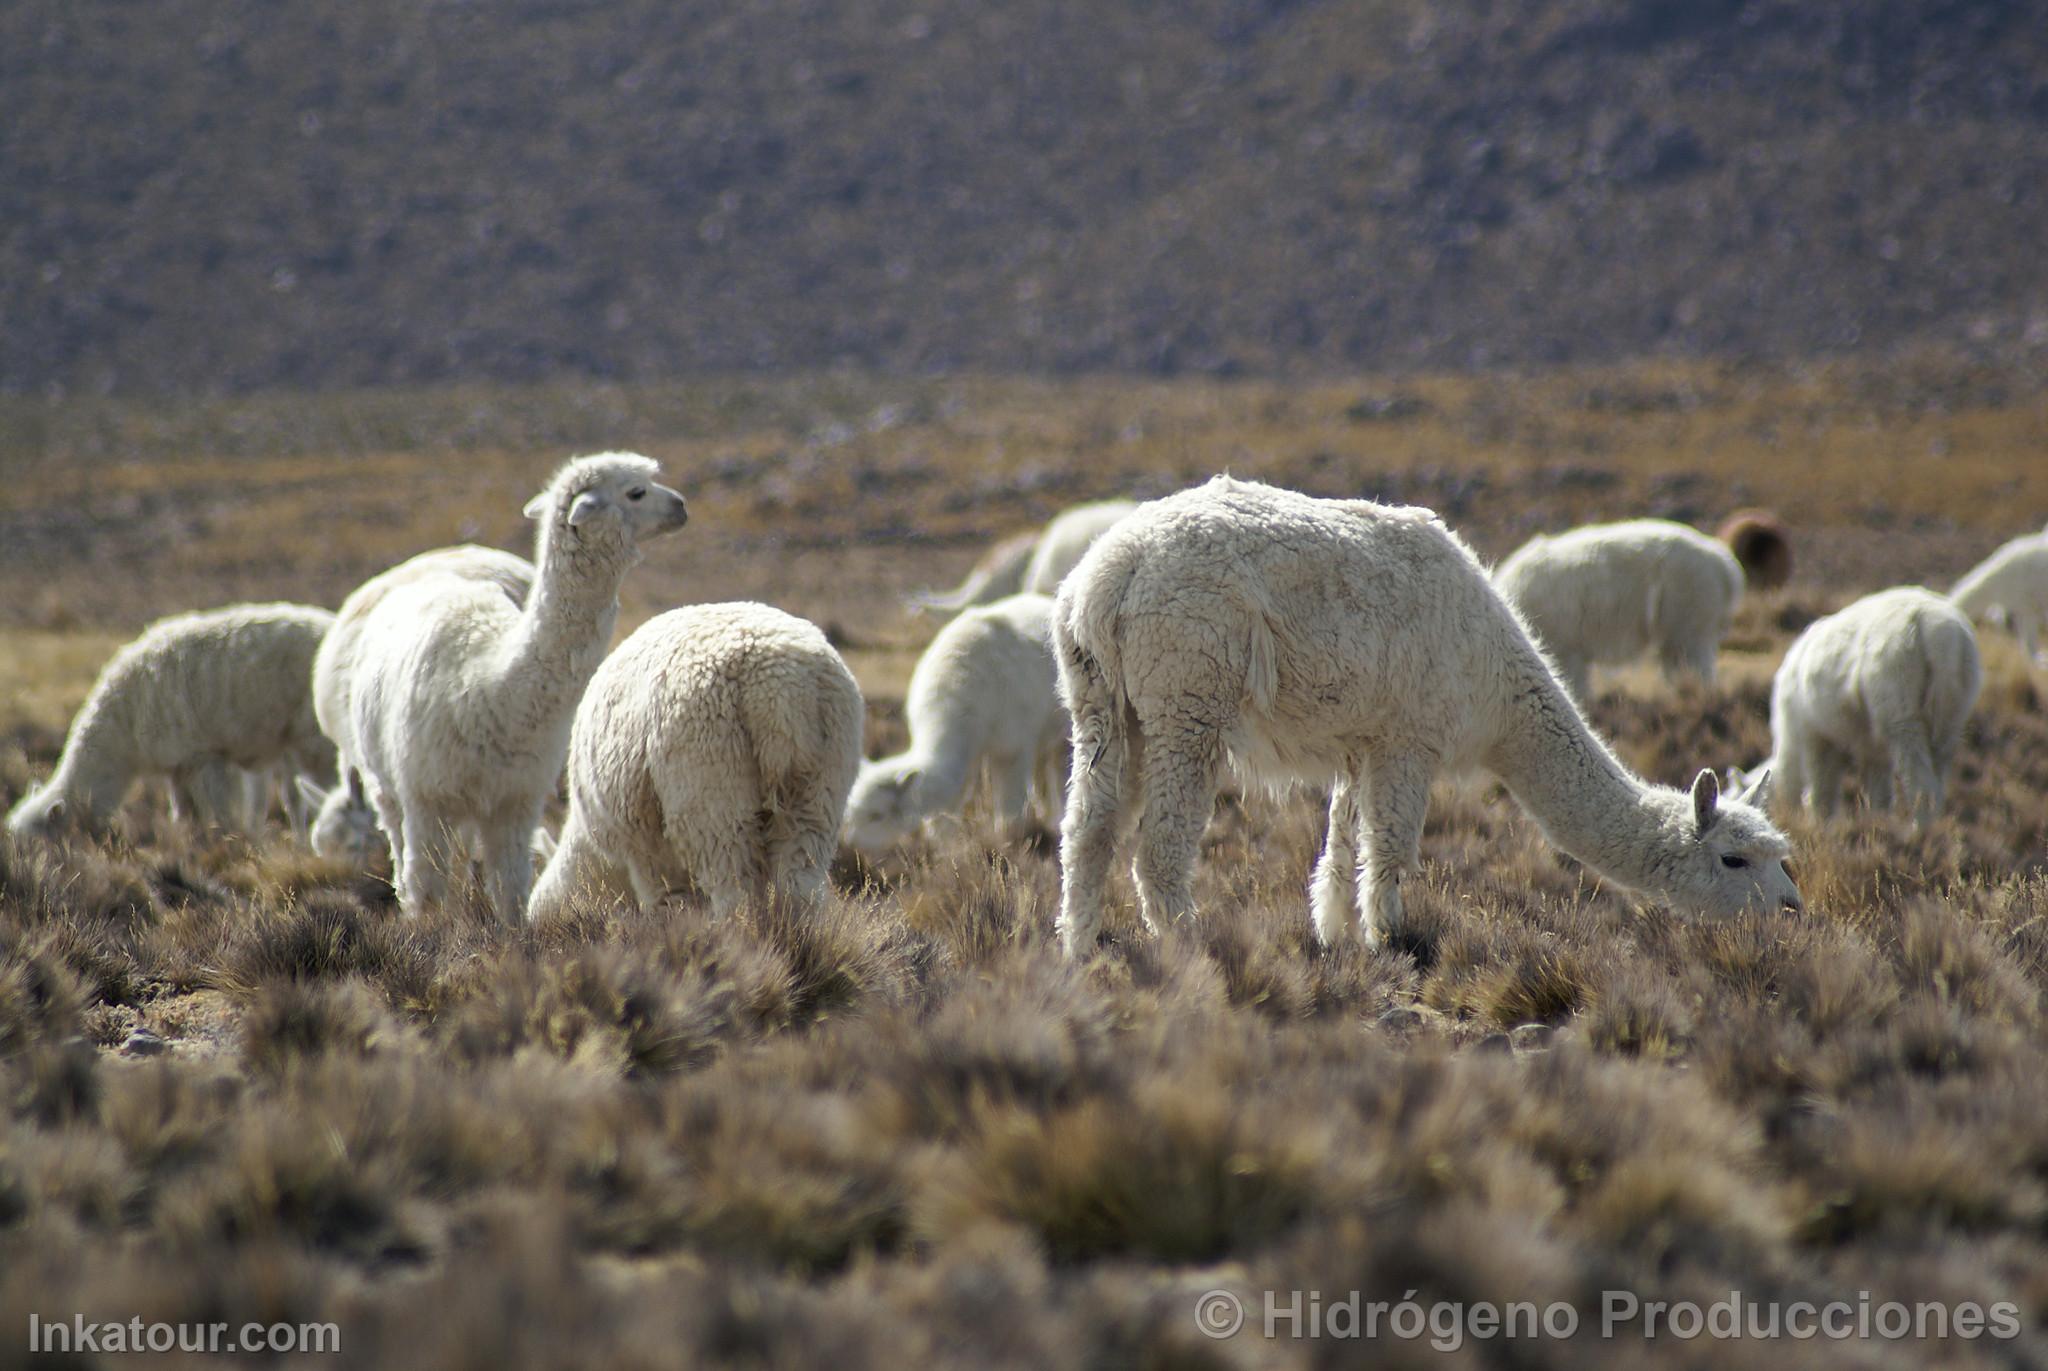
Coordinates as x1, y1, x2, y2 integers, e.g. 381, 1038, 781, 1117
1493, 518, 1745, 701
1053, 477, 1801, 957
527, 603, 864, 921
7, 604, 335, 840
1731, 587, 1980, 829
843, 593, 1067, 853
348, 453, 688, 922
1949, 531, 2048, 667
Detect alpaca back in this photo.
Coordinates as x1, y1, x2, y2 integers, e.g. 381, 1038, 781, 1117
1057, 476, 1531, 788
1775, 588, 1978, 754
1496, 520, 1739, 666
95, 604, 335, 774
1951, 534, 2048, 617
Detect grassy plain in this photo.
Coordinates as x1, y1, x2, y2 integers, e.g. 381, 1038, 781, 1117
1, 356, 2046, 1367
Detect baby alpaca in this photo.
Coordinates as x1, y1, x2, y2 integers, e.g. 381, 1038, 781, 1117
528, 603, 864, 921
8, 604, 336, 839
1053, 477, 1800, 958
1494, 518, 1745, 700
1733, 587, 1980, 828
300, 544, 537, 862
349, 454, 688, 922
1949, 531, 2048, 667
843, 593, 1067, 853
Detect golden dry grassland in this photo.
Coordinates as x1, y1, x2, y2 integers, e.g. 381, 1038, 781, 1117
1, 356, 2045, 1368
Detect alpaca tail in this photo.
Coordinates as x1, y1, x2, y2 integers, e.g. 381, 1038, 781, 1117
1053, 545, 1139, 775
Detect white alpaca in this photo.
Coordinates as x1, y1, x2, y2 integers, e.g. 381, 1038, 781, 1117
1493, 518, 1745, 700
298, 545, 537, 861
1731, 588, 1980, 828
843, 593, 1067, 853
1052, 477, 1802, 958
527, 603, 864, 921
911, 499, 1136, 612
8, 604, 336, 839
348, 453, 688, 922
1949, 531, 2048, 666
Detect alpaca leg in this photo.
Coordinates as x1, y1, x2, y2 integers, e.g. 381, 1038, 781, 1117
1310, 778, 1362, 948
396, 809, 455, 915
767, 781, 841, 917
1358, 752, 1434, 949
1663, 633, 1718, 686
364, 778, 406, 873
171, 760, 234, 831
1807, 744, 1848, 819
1057, 708, 1143, 957
1885, 727, 1940, 829
478, 807, 541, 925
989, 748, 1035, 836
1130, 715, 1221, 939
1774, 742, 1809, 816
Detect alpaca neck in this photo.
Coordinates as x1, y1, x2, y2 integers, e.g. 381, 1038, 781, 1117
902, 739, 974, 813
1483, 649, 1686, 896
491, 528, 628, 712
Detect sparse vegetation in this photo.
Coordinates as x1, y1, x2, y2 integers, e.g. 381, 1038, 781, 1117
1, 362, 2045, 1364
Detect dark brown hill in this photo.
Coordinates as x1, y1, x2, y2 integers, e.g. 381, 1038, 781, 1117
4, 0, 2045, 393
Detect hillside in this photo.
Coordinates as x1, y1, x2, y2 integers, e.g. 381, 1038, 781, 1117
5, 0, 2047, 393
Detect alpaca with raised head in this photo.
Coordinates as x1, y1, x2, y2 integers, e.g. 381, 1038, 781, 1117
347, 453, 688, 922
1052, 477, 1802, 957
528, 602, 863, 921
1949, 530, 2048, 667
1731, 587, 1979, 828
1493, 518, 1744, 700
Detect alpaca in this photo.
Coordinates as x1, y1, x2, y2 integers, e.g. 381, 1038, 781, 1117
1493, 518, 1745, 700
843, 593, 1067, 853
1731, 587, 1980, 828
1949, 531, 2048, 666
299, 544, 537, 862
8, 603, 336, 840
1052, 477, 1801, 957
1716, 508, 1793, 590
527, 603, 864, 921
348, 453, 688, 922
911, 499, 1136, 613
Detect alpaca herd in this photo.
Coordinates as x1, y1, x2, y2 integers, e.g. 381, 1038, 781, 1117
8, 452, 2045, 959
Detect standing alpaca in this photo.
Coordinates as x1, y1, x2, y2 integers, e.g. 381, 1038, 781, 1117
1949, 531, 2048, 667
528, 603, 864, 921
8, 604, 336, 840
1053, 477, 1801, 957
843, 593, 1067, 853
1493, 518, 1745, 700
348, 453, 688, 922
298, 544, 537, 861
1732, 587, 1980, 828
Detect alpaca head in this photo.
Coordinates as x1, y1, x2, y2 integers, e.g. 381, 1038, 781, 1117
296, 775, 377, 861
1664, 768, 1803, 917
842, 763, 923, 854
523, 452, 688, 562
5, 782, 69, 840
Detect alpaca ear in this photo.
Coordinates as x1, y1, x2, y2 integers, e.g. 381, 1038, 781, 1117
565, 491, 606, 527
294, 776, 329, 810
522, 492, 550, 520
1691, 768, 1721, 836
893, 769, 923, 795
1734, 766, 1773, 808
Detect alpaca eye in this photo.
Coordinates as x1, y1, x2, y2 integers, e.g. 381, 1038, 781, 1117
1720, 854, 1749, 870
627, 488, 646, 501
